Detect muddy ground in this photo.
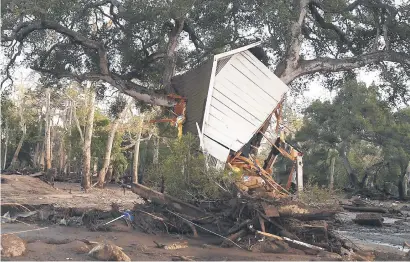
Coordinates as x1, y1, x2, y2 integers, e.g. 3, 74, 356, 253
1, 174, 409, 261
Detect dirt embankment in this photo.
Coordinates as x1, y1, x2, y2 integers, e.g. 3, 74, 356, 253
1, 175, 141, 210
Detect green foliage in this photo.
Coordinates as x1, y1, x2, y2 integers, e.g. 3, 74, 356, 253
145, 133, 227, 202
298, 182, 340, 209
295, 79, 410, 192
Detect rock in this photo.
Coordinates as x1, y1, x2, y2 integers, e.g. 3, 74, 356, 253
1, 234, 27, 257
63, 240, 91, 254
88, 242, 131, 261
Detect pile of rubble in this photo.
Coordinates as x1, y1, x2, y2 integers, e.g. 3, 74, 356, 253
124, 183, 378, 261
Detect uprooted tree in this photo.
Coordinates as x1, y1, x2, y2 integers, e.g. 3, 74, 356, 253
1, 0, 410, 104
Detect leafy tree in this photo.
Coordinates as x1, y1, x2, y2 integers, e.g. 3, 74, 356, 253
295, 79, 410, 198
1, 0, 409, 106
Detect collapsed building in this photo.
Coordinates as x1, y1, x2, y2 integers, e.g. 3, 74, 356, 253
153, 42, 304, 197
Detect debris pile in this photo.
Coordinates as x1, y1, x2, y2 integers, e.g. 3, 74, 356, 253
123, 184, 379, 260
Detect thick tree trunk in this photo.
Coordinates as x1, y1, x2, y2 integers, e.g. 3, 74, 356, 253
329, 155, 335, 190
45, 88, 52, 170
8, 126, 26, 170
132, 116, 144, 184
96, 99, 130, 188
340, 147, 359, 188
398, 161, 410, 200
8, 101, 26, 170
82, 87, 96, 191
162, 18, 185, 93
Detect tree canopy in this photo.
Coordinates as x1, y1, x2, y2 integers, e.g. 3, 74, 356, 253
294, 79, 410, 197
2, 0, 410, 105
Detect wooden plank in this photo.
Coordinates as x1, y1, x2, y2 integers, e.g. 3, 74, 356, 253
220, 64, 277, 109
211, 89, 262, 124
203, 136, 230, 162
215, 77, 271, 117
231, 53, 284, 102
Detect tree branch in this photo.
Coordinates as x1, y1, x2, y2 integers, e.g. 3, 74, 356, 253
281, 50, 410, 84
3, 19, 176, 107
1, 41, 23, 90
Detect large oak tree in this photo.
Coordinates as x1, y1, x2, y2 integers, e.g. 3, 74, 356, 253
1, 0, 410, 104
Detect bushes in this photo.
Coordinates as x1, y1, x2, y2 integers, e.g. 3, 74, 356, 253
145, 134, 232, 203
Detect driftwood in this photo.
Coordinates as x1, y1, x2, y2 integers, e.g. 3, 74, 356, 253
342, 205, 388, 213
29, 172, 44, 177
131, 183, 207, 217
353, 213, 383, 227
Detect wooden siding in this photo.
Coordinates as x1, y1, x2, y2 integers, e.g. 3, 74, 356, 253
201, 50, 288, 162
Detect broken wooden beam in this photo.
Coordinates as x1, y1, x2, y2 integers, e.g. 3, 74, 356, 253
353, 213, 384, 227
342, 205, 388, 213
255, 230, 283, 241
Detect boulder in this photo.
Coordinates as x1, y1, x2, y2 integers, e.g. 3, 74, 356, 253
1, 234, 26, 258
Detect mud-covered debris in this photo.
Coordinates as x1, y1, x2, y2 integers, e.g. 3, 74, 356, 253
353, 213, 383, 227
154, 240, 188, 250
1, 234, 27, 257
171, 255, 194, 261
88, 242, 131, 261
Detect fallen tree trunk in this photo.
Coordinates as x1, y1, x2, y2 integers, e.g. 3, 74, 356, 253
29, 172, 44, 177
342, 205, 388, 213
353, 213, 383, 227
281, 211, 337, 221
131, 183, 207, 217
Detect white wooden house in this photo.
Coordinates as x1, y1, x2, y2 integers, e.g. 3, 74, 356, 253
172, 42, 289, 165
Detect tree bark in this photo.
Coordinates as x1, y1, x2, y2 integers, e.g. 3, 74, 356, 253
8, 125, 26, 170
66, 100, 73, 175
162, 18, 185, 93
33, 113, 42, 168
96, 98, 130, 188
8, 99, 26, 170
329, 155, 335, 190
153, 136, 159, 165
132, 115, 144, 184
339, 145, 359, 188
82, 86, 96, 191
2, 121, 9, 170
45, 88, 52, 170
398, 161, 410, 200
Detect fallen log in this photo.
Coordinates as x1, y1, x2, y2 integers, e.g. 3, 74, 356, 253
342, 205, 387, 213
221, 229, 247, 247
29, 172, 44, 177
226, 219, 252, 235
280, 211, 337, 221
353, 213, 383, 227
131, 183, 207, 217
